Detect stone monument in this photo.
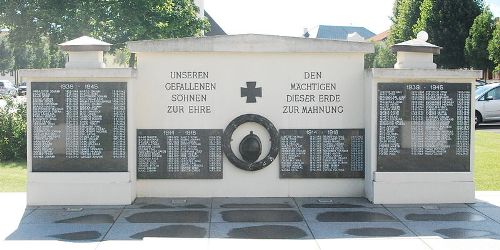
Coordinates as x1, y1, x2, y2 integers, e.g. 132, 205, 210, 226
21, 32, 480, 205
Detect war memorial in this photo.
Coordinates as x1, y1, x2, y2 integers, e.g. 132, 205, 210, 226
20, 31, 481, 206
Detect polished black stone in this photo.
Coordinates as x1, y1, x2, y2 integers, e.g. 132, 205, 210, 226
241, 81, 262, 103
139, 204, 208, 209
302, 203, 364, 208
404, 212, 485, 222
377, 83, 471, 172
220, 203, 293, 209
220, 210, 303, 222
345, 227, 406, 237
316, 211, 396, 222
239, 131, 262, 163
50, 231, 101, 241
227, 225, 307, 239
434, 228, 497, 239
130, 225, 207, 239
55, 214, 115, 224
31, 82, 128, 172
136, 129, 223, 179
279, 129, 365, 178
223, 114, 279, 171
126, 211, 209, 223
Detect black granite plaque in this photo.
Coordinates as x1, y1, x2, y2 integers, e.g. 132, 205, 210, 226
137, 129, 223, 179
31, 82, 127, 172
279, 129, 365, 178
377, 83, 471, 172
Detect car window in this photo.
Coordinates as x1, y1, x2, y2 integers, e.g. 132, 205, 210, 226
0, 82, 4, 87
486, 87, 500, 100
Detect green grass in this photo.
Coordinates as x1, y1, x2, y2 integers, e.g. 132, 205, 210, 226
0, 131, 499, 192
0, 161, 26, 192
475, 131, 500, 190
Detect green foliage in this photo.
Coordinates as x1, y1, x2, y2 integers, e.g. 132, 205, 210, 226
0, 97, 27, 161
464, 7, 494, 73
0, 37, 14, 71
389, 0, 423, 44
0, 0, 209, 50
373, 42, 397, 68
113, 48, 131, 67
413, 0, 483, 68
365, 42, 397, 69
488, 20, 500, 72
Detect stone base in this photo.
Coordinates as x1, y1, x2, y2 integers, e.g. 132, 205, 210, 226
27, 173, 135, 205
370, 172, 475, 204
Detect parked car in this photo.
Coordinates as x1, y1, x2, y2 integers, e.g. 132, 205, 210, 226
475, 83, 500, 127
0, 80, 17, 97
475, 79, 487, 87
17, 82, 27, 96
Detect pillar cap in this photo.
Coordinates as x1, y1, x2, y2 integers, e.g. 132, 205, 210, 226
392, 31, 441, 55
59, 36, 111, 52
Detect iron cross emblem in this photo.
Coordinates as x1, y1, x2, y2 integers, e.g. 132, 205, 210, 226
241, 81, 262, 103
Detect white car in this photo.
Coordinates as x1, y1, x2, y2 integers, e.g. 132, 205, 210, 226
0, 80, 17, 97
475, 83, 500, 127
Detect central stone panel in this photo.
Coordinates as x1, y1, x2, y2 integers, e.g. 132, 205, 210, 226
130, 35, 371, 197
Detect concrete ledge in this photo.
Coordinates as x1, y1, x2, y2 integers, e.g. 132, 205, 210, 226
372, 181, 475, 204
19, 68, 136, 79
368, 68, 481, 79
374, 172, 473, 182
29, 172, 131, 183
128, 34, 374, 53
27, 172, 134, 205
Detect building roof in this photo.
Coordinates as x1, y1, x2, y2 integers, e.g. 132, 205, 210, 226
316, 25, 375, 40
369, 30, 390, 42
204, 11, 226, 36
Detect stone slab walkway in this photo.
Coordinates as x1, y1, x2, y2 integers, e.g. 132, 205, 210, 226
1, 192, 500, 250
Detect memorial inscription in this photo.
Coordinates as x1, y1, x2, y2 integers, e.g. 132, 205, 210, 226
279, 129, 365, 178
137, 129, 223, 179
31, 82, 127, 172
377, 83, 471, 172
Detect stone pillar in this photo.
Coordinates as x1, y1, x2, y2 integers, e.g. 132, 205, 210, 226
364, 31, 481, 204
21, 36, 136, 205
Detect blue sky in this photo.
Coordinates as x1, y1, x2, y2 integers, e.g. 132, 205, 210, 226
205, 0, 500, 37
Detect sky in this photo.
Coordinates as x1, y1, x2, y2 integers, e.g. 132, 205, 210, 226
205, 0, 500, 37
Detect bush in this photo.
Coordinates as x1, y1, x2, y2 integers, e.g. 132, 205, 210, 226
0, 97, 27, 160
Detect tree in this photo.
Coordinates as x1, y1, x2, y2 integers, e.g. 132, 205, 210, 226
0, 37, 14, 71
389, 0, 424, 44
364, 42, 397, 69
465, 7, 494, 78
489, 20, 500, 72
414, 0, 483, 68
0, 0, 209, 68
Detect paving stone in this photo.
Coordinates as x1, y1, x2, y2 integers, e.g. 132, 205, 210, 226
294, 197, 382, 210
5, 223, 111, 241
308, 222, 415, 239
21, 209, 122, 224
210, 222, 312, 239
404, 221, 500, 240
105, 223, 209, 240
211, 209, 303, 223
212, 197, 296, 209
301, 207, 397, 223
125, 197, 212, 209
117, 209, 210, 223
471, 206, 500, 224
386, 207, 490, 223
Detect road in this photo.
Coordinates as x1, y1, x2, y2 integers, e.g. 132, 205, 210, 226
477, 121, 500, 134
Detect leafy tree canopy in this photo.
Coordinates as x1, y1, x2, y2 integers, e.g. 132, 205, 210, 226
464, 7, 495, 73
488, 20, 500, 72
413, 0, 483, 68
